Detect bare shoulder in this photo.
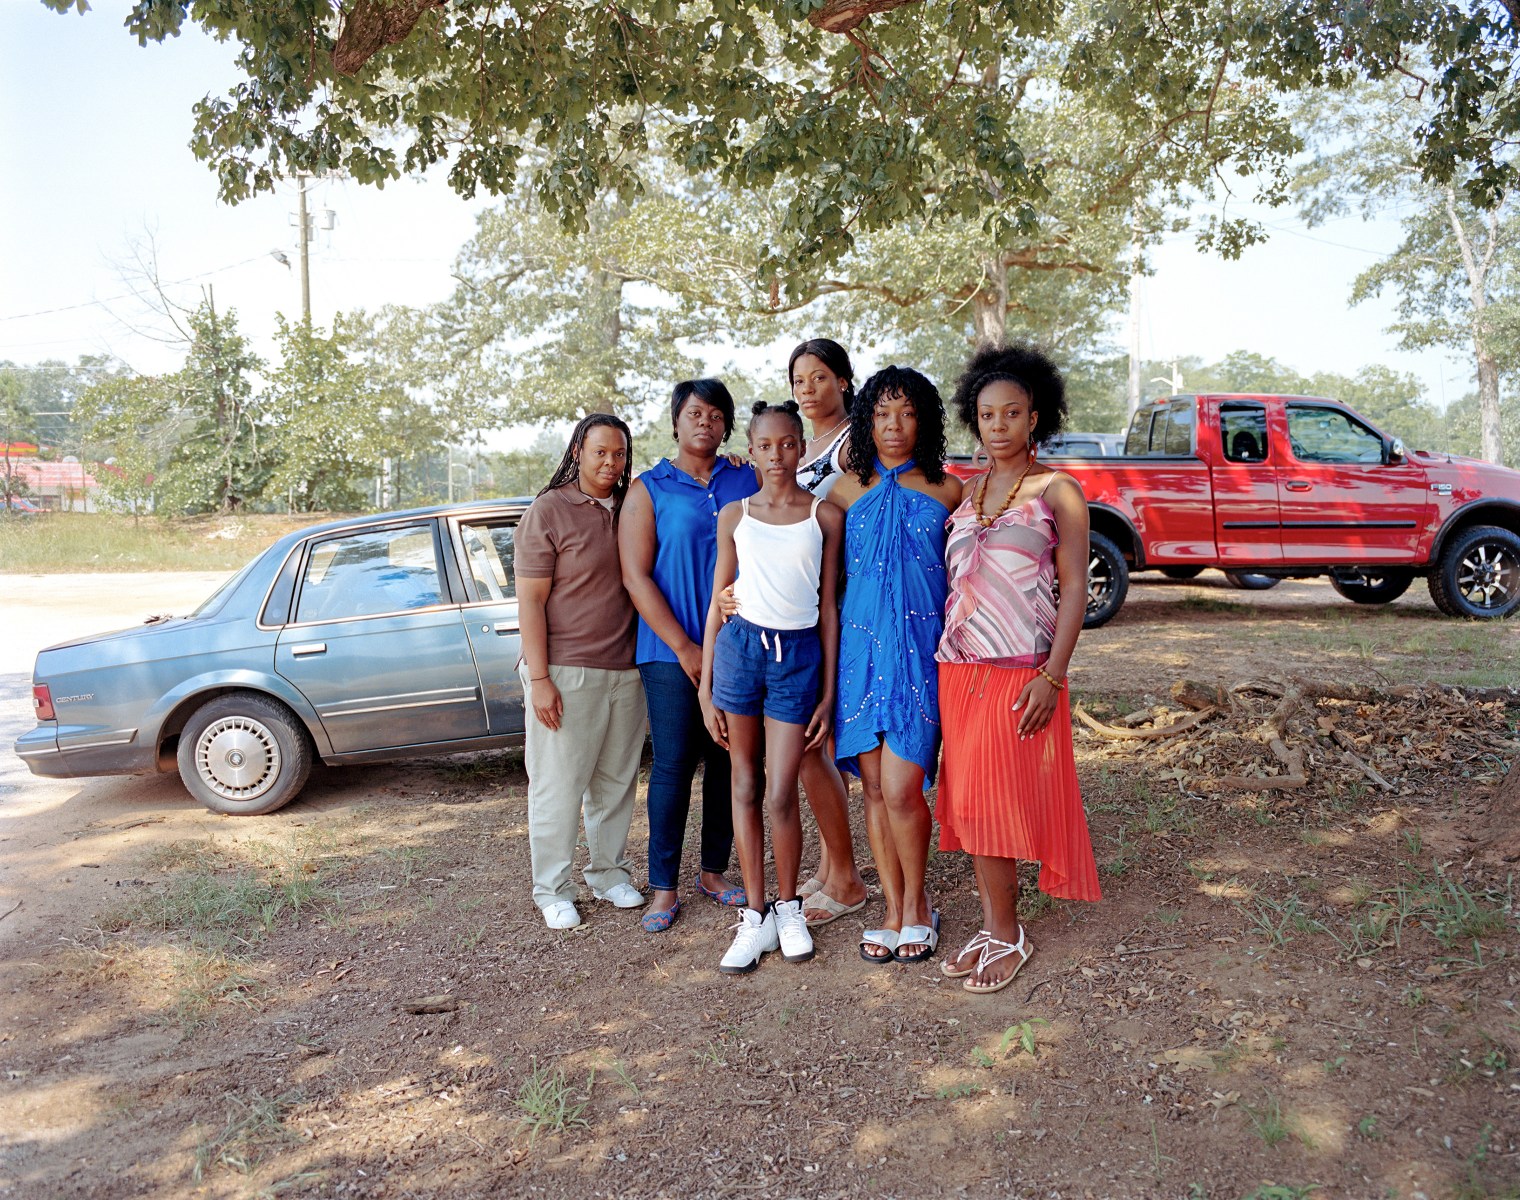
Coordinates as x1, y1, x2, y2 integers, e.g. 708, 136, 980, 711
827, 472, 865, 510
816, 498, 845, 532
622, 477, 651, 511
1042, 471, 1087, 518
932, 471, 964, 509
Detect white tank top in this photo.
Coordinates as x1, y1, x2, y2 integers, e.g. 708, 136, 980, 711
732, 497, 824, 630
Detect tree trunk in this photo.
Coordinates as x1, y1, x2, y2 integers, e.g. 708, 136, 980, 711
1446, 191, 1505, 466
970, 256, 1008, 348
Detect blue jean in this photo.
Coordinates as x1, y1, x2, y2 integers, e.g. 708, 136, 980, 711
639, 660, 734, 891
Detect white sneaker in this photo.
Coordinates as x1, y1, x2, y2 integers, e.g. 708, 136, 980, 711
773, 898, 815, 963
719, 907, 778, 975
594, 882, 647, 909
542, 900, 581, 929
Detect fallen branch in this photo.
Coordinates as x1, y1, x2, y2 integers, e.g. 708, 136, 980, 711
1074, 704, 1216, 741
1340, 749, 1393, 792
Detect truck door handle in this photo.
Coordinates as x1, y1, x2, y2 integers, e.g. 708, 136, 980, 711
493, 623, 515, 635
291, 642, 328, 657
1284, 480, 1312, 492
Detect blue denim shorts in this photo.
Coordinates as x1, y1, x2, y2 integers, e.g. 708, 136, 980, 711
712, 616, 822, 726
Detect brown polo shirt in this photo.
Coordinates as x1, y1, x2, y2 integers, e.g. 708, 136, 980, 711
514, 483, 636, 670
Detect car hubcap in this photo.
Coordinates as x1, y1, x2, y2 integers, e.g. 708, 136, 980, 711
1087, 552, 1111, 613
1456, 543, 1516, 610
195, 717, 279, 800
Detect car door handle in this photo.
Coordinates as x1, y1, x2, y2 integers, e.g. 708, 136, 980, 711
1284, 480, 1312, 492
493, 623, 516, 635
291, 642, 328, 657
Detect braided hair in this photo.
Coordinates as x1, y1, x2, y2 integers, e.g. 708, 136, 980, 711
538, 412, 635, 509
843, 365, 949, 486
747, 399, 805, 442
950, 343, 1067, 446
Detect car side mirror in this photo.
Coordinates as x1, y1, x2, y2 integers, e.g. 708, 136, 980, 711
1387, 437, 1406, 465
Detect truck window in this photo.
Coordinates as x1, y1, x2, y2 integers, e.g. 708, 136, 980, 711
1286, 405, 1383, 464
1161, 402, 1195, 455
1220, 403, 1268, 463
1124, 411, 1155, 455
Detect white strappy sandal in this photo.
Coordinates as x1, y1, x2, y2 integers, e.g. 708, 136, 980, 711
941, 929, 993, 979
963, 926, 1034, 994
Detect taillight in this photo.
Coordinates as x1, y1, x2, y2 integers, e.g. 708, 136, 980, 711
32, 685, 56, 721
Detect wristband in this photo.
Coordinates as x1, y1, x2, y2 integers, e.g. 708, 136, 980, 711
530, 674, 550, 682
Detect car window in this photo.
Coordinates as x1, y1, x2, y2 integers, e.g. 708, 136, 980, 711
1161, 403, 1195, 455
1220, 403, 1269, 463
1286, 405, 1383, 464
458, 519, 517, 602
1124, 412, 1155, 456
295, 524, 444, 623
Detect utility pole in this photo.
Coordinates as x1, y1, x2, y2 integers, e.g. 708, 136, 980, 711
297, 175, 312, 324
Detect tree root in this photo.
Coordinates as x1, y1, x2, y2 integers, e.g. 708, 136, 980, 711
1073, 704, 1216, 742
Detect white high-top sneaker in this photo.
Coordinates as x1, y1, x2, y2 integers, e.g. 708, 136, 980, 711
772, 897, 815, 963
719, 906, 779, 975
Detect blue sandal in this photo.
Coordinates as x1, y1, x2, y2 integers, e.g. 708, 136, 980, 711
694, 876, 747, 908
640, 899, 681, 933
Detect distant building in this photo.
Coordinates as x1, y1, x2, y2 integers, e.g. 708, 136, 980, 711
8, 458, 100, 512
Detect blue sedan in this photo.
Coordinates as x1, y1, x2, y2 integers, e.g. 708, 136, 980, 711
15, 501, 530, 814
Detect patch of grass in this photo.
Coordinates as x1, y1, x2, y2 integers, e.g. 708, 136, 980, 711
162, 949, 262, 1035
1243, 1093, 1291, 1148
934, 1081, 981, 1099
1240, 1187, 1319, 1200
514, 1061, 590, 1143
1454, 1124, 1518, 1200
436, 753, 525, 784
192, 1090, 302, 1180
1356, 1115, 1381, 1140
0, 511, 305, 574
1019, 889, 1054, 920
377, 845, 430, 887
1242, 894, 1315, 950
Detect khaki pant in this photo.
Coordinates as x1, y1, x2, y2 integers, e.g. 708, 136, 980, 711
522, 663, 646, 910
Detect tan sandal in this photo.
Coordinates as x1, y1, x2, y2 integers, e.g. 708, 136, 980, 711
941, 929, 992, 979
963, 927, 1034, 994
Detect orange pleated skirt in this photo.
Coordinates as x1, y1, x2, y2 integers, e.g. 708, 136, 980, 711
936, 660, 1101, 902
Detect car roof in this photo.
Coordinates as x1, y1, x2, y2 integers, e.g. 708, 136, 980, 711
264, 497, 536, 555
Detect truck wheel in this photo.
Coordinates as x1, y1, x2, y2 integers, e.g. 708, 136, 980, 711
1160, 566, 1204, 580
1428, 525, 1520, 619
1222, 571, 1281, 591
1084, 532, 1129, 629
176, 693, 313, 815
1329, 567, 1413, 605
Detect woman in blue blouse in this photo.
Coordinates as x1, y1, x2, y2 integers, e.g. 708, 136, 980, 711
620, 379, 760, 931
826, 367, 962, 964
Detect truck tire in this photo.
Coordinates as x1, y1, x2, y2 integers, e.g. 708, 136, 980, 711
1084, 531, 1129, 629
1329, 568, 1413, 605
1222, 571, 1281, 591
1428, 525, 1520, 619
177, 693, 313, 816
1160, 566, 1204, 580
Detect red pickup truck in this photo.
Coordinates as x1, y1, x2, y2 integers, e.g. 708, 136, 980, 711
952, 393, 1520, 627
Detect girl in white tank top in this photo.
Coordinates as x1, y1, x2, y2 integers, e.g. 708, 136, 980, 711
698, 402, 845, 975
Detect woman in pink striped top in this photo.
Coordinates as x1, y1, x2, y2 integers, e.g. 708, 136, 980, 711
936, 344, 1101, 995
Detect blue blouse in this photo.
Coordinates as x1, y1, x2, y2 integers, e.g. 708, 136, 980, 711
835, 459, 951, 785
634, 457, 760, 666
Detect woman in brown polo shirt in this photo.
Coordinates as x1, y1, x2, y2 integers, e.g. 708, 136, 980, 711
515, 413, 647, 930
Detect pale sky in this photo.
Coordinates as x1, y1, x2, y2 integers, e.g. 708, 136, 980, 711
1, 3, 1468, 413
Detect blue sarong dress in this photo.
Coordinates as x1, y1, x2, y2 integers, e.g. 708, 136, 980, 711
834, 459, 951, 787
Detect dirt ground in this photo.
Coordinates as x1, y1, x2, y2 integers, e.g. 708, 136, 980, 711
1, 572, 1517, 1200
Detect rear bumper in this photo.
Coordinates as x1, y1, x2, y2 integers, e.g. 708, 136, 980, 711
13, 727, 157, 780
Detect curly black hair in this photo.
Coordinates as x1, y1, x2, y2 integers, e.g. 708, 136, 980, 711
748, 399, 805, 441
950, 343, 1068, 447
538, 412, 634, 509
844, 365, 949, 486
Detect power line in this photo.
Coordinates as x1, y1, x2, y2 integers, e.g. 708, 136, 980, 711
0, 253, 273, 323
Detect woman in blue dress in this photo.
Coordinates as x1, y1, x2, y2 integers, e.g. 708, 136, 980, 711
826, 366, 962, 964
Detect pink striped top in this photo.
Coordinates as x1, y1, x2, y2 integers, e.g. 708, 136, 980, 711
937, 480, 1058, 667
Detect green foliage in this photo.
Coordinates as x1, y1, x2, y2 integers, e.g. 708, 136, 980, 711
998, 1017, 1050, 1057
513, 1062, 590, 1143
47, 0, 1519, 285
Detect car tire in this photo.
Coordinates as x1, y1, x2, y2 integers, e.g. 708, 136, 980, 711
1084, 531, 1129, 629
177, 693, 313, 816
1329, 567, 1414, 605
1222, 571, 1281, 591
1428, 525, 1520, 620
1160, 566, 1204, 580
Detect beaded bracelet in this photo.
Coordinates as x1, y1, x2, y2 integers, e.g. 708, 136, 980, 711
1037, 668, 1066, 691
